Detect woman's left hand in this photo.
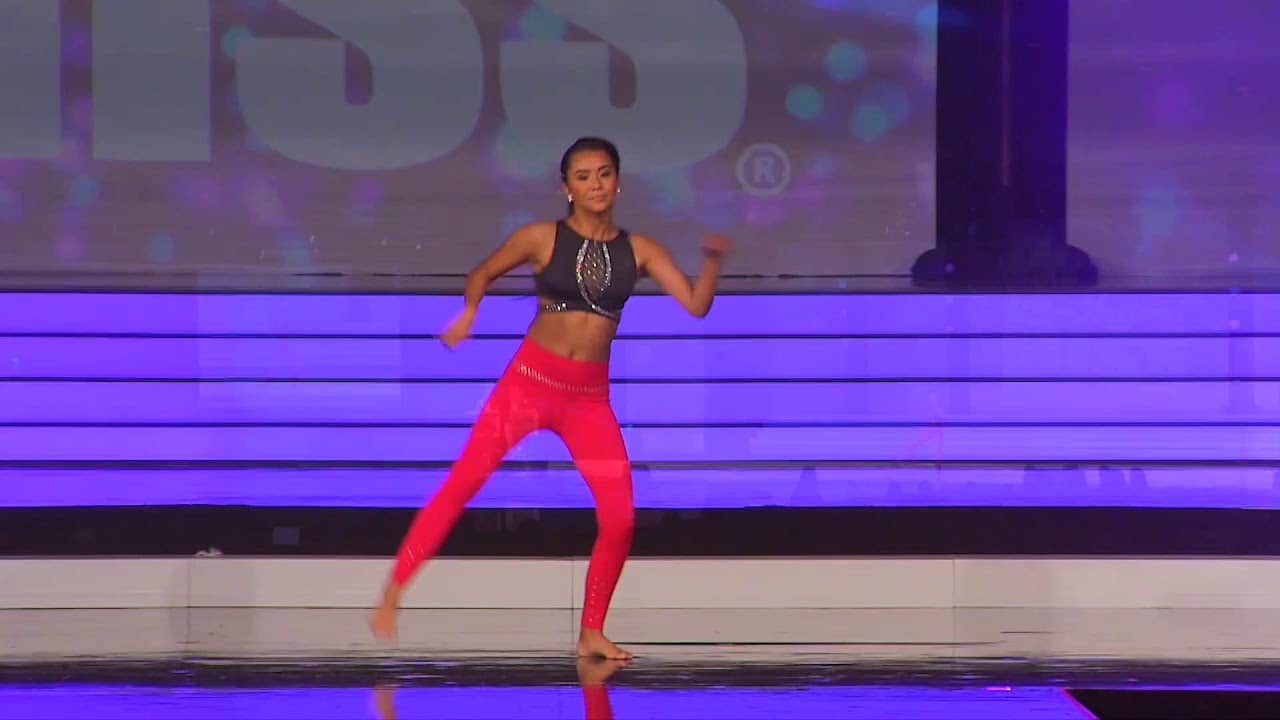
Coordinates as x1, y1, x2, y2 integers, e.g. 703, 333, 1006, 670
701, 233, 732, 260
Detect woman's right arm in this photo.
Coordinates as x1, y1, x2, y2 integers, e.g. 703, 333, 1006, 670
463, 224, 542, 312
442, 224, 543, 348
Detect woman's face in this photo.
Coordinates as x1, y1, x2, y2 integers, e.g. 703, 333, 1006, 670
562, 149, 619, 215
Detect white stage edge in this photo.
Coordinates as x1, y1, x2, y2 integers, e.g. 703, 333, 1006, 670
3, 557, 1278, 611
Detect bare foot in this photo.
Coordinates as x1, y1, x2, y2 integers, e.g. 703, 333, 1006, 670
577, 628, 633, 660
369, 602, 399, 642
370, 582, 403, 642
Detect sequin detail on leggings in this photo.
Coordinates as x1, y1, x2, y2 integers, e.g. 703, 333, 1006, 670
517, 363, 607, 395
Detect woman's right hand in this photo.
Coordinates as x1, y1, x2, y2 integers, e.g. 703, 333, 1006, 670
440, 308, 476, 349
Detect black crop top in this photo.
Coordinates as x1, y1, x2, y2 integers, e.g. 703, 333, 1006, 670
533, 220, 638, 321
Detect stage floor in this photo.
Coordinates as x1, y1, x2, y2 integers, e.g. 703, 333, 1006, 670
3, 607, 1280, 718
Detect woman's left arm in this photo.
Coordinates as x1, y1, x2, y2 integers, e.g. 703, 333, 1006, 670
634, 233, 732, 318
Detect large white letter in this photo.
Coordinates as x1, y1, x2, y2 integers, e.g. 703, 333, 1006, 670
500, 0, 747, 174
93, 0, 211, 161
0, 1, 60, 158
235, 0, 482, 171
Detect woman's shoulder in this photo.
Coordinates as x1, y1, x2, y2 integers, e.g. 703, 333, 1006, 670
624, 231, 664, 260
505, 220, 560, 252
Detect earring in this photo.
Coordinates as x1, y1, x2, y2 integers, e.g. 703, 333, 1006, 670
567, 195, 573, 202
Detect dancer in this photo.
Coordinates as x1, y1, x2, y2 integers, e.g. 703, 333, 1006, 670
370, 137, 731, 659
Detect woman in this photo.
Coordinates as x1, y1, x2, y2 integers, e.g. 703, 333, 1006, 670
370, 137, 731, 659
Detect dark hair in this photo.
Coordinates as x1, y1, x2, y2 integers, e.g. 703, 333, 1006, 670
559, 136, 620, 216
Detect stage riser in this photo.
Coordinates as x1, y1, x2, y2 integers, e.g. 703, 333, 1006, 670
2, 292, 1274, 512
4, 557, 1280, 610
3, 381, 1277, 424
1, 335, 1276, 379
3, 292, 1277, 335
0, 425, 1275, 462
4, 466, 1276, 508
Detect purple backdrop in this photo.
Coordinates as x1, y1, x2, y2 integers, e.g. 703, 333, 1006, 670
1069, 0, 1280, 281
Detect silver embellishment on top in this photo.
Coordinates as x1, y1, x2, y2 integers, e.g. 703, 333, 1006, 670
540, 237, 620, 321
577, 238, 611, 299
576, 238, 616, 319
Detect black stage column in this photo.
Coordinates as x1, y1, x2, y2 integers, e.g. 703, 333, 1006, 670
913, 0, 1096, 288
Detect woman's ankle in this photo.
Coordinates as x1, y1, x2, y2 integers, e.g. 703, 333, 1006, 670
378, 580, 404, 608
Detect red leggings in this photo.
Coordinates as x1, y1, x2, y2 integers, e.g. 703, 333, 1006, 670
390, 337, 634, 630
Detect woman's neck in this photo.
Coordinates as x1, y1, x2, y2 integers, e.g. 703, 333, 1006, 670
567, 210, 616, 241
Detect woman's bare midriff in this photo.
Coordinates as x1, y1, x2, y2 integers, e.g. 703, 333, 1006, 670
526, 303, 618, 362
